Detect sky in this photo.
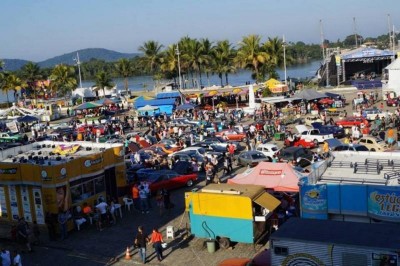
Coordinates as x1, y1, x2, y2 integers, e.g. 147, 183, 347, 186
1, 0, 400, 62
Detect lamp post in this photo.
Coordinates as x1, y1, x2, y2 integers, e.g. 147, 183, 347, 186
175, 44, 184, 104
282, 35, 287, 85
73, 52, 83, 104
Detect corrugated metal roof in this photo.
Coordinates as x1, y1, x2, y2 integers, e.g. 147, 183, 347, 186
271, 218, 400, 250
341, 47, 394, 60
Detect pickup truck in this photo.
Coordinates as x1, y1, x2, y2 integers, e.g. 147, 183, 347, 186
295, 125, 334, 145
353, 108, 390, 121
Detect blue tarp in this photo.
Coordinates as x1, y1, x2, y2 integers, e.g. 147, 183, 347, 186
134, 98, 176, 115
341, 47, 394, 60
156, 91, 180, 99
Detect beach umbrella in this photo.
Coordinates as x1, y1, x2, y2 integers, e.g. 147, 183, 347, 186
16, 115, 39, 123
232, 88, 242, 94
176, 103, 197, 110
74, 102, 102, 110
204, 90, 219, 97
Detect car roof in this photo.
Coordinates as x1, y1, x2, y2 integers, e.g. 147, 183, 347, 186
257, 143, 278, 148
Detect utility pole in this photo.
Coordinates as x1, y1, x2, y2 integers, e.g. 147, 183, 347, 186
353, 17, 358, 48
74, 52, 83, 89
175, 44, 184, 104
388, 14, 392, 51
320, 19, 325, 59
282, 35, 287, 85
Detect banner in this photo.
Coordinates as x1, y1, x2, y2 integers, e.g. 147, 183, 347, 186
6, 121, 19, 133
32, 188, 45, 224
8, 185, 19, 220
300, 184, 328, 213
21, 186, 32, 222
0, 187, 8, 218
368, 186, 400, 221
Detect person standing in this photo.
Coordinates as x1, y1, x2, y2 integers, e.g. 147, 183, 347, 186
95, 199, 108, 231
12, 250, 21, 266
149, 228, 165, 262
57, 210, 68, 240
0, 248, 11, 266
131, 184, 140, 211
17, 218, 31, 252
139, 185, 149, 214
134, 226, 149, 264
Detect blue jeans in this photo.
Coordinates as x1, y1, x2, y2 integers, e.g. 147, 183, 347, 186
138, 247, 146, 263
59, 223, 67, 240
140, 198, 148, 212
154, 242, 163, 261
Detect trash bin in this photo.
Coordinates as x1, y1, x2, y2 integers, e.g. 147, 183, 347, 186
206, 239, 216, 253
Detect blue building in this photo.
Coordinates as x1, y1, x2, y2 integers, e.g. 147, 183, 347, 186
134, 96, 177, 115
299, 152, 400, 223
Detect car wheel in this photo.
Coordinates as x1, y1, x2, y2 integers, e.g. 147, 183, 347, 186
186, 179, 194, 187
370, 148, 376, 152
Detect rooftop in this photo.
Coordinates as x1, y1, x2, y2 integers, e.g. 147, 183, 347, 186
271, 218, 400, 250
0, 141, 123, 166
314, 151, 400, 186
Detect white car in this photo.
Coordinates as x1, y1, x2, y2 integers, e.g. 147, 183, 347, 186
170, 146, 222, 161
304, 115, 323, 127
50, 122, 73, 130
255, 143, 280, 161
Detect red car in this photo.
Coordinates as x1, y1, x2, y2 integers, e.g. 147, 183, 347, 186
284, 136, 316, 149
137, 170, 198, 192
91, 125, 107, 135
216, 130, 247, 142
335, 117, 369, 128
387, 97, 399, 107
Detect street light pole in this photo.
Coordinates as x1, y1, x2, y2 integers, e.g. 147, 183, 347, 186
283, 35, 287, 85
175, 44, 184, 104
74, 52, 83, 89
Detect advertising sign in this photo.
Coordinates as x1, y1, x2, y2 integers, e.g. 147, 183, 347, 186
0, 187, 8, 218
368, 186, 400, 221
32, 188, 45, 224
300, 184, 328, 213
21, 186, 32, 222
8, 185, 19, 220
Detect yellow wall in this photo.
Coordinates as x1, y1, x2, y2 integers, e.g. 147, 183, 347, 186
190, 193, 253, 220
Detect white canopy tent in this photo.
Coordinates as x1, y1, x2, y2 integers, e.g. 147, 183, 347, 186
0, 105, 44, 119
385, 58, 400, 95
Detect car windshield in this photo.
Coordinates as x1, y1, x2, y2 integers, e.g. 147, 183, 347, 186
251, 153, 267, 159
271, 147, 279, 151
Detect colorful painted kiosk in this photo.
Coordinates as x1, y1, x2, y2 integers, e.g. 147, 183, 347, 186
0, 141, 126, 227
185, 184, 281, 248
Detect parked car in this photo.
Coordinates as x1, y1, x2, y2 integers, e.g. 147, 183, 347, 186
0, 132, 23, 143
175, 147, 223, 161
387, 97, 400, 107
312, 122, 345, 138
358, 136, 388, 152
335, 117, 369, 128
295, 125, 334, 145
304, 115, 323, 127
332, 144, 369, 152
135, 169, 198, 192
255, 143, 280, 161
215, 130, 247, 142
235, 151, 269, 167
284, 136, 316, 149
278, 147, 314, 167
170, 151, 205, 170
151, 143, 182, 154
49, 122, 73, 130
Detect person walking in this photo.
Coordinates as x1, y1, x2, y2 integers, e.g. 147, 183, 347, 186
149, 228, 165, 262
139, 185, 149, 214
134, 226, 149, 264
0, 248, 11, 266
12, 250, 22, 266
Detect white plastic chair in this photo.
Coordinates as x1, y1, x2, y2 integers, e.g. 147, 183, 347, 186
123, 197, 134, 212
75, 206, 87, 231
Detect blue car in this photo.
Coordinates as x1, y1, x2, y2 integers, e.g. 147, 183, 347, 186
312, 122, 345, 138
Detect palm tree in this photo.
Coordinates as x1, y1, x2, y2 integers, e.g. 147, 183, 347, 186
199, 39, 214, 87
235, 34, 269, 82
262, 37, 288, 79
213, 40, 236, 86
1, 73, 27, 106
21, 62, 42, 101
160, 44, 179, 80
93, 71, 114, 98
115, 59, 134, 93
49, 65, 77, 97
138, 41, 164, 73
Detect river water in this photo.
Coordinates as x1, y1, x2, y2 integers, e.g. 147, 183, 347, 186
1, 60, 321, 103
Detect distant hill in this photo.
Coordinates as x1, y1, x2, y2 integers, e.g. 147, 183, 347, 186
1, 59, 30, 71
1, 48, 141, 71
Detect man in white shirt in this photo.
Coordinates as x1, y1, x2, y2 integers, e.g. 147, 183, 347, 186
96, 199, 108, 231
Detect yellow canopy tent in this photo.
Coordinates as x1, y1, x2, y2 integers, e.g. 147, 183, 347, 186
265, 78, 281, 89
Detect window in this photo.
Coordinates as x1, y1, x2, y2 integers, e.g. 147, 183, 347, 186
274, 246, 288, 256
70, 175, 105, 204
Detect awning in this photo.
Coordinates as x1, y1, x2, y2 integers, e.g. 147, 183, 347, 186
253, 192, 281, 212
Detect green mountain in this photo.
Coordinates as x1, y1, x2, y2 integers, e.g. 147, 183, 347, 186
1, 59, 30, 71
1, 48, 141, 71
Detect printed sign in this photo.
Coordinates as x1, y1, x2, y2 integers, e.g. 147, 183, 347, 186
32, 188, 45, 224
9, 185, 19, 220
0, 168, 18, 175
259, 169, 282, 175
368, 186, 400, 221
300, 184, 327, 213
0, 187, 8, 218
84, 157, 102, 168
6, 121, 19, 133
21, 186, 32, 222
